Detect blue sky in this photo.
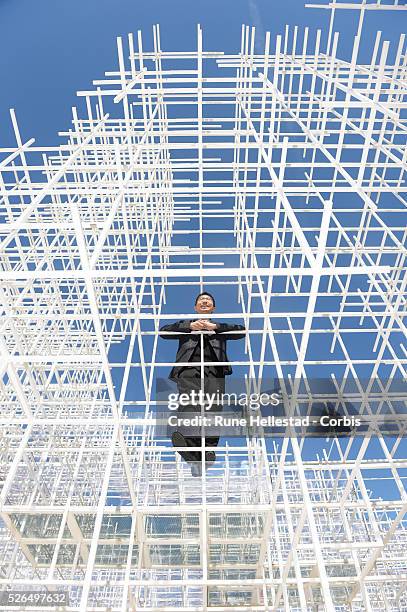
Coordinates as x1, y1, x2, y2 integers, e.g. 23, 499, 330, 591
0, 0, 406, 145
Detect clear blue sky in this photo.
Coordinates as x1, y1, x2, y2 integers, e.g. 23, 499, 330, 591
0, 0, 405, 145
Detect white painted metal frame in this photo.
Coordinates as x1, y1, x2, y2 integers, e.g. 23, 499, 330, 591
0, 14, 406, 611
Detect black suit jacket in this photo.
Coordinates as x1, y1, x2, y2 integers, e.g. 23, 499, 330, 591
159, 319, 246, 380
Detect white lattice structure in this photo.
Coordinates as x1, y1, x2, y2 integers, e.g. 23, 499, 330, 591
0, 16, 406, 611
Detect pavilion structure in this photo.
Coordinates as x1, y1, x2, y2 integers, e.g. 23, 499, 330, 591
0, 9, 406, 611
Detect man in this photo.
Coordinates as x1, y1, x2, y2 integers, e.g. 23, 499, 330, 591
159, 292, 245, 476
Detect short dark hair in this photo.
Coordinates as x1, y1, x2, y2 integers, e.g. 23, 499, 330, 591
195, 292, 216, 306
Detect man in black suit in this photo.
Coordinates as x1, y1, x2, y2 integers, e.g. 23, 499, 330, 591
159, 292, 245, 476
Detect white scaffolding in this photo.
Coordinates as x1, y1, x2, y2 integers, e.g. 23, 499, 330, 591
0, 16, 406, 611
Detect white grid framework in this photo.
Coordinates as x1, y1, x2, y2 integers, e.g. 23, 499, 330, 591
0, 13, 406, 611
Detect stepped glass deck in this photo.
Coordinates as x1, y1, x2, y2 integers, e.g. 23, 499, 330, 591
0, 16, 406, 612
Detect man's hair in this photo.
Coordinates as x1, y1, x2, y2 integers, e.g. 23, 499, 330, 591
195, 292, 216, 306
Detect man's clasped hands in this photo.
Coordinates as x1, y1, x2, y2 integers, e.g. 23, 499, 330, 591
190, 320, 218, 332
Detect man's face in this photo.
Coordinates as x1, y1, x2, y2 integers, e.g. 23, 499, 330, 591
194, 294, 215, 315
